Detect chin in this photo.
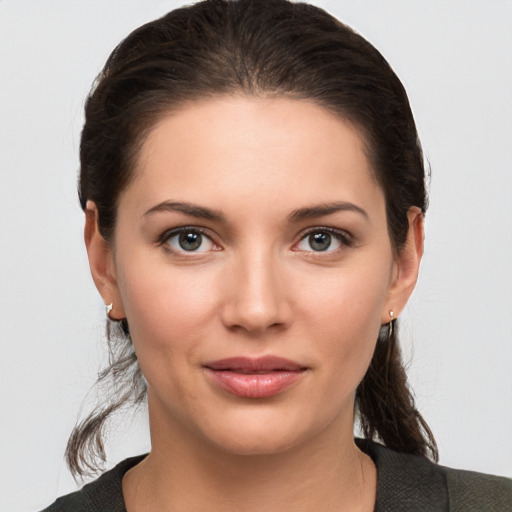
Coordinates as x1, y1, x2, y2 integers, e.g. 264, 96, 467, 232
196, 408, 329, 458
207, 429, 304, 457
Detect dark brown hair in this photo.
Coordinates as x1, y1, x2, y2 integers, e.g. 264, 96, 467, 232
68, 0, 437, 477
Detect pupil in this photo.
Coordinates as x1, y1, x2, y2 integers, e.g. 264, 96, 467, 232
309, 232, 331, 251
179, 232, 202, 251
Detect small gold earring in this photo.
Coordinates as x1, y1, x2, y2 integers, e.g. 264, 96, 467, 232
388, 310, 395, 339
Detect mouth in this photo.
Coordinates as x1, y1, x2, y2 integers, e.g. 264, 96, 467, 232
203, 356, 308, 398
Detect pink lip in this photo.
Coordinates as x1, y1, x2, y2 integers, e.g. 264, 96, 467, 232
204, 356, 307, 398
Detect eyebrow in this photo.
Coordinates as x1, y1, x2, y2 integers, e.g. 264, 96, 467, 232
288, 201, 369, 222
143, 200, 368, 223
143, 201, 226, 222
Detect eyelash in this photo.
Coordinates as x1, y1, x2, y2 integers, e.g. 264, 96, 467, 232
157, 226, 216, 254
294, 227, 353, 252
156, 226, 353, 255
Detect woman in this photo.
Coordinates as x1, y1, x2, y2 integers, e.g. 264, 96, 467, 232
42, 0, 511, 510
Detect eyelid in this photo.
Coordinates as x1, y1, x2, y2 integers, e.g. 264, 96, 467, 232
155, 225, 352, 254
156, 226, 221, 253
293, 226, 353, 251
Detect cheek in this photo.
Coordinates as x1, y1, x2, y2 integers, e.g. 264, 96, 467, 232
302, 255, 392, 330
299, 259, 392, 388
114, 258, 217, 379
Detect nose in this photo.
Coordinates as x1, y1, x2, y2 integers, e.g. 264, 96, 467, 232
220, 249, 292, 335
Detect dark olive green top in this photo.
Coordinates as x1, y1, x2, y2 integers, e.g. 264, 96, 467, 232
42, 440, 512, 511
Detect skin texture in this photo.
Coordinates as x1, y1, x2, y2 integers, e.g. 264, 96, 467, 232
85, 96, 423, 511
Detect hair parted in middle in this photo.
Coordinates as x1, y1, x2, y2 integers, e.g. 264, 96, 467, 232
68, 0, 436, 477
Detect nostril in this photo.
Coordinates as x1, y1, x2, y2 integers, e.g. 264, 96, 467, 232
221, 304, 291, 334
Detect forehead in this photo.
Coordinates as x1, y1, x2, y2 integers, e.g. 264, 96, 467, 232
125, 95, 383, 217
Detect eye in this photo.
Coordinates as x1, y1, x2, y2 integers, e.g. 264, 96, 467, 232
161, 228, 217, 253
295, 228, 351, 252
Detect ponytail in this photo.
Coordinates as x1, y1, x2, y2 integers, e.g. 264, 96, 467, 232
356, 320, 438, 461
65, 322, 146, 478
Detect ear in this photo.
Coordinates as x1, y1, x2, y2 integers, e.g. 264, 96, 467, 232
84, 200, 125, 320
381, 206, 424, 323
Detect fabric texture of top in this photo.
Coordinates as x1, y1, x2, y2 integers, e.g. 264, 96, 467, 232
41, 440, 512, 512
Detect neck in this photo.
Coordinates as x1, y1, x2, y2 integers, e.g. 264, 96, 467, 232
123, 409, 376, 512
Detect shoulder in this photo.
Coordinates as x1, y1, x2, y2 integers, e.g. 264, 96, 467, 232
40, 455, 146, 512
357, 439, 512, 512
444, 465, 512, 511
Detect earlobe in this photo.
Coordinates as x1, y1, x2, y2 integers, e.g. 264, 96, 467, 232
84, 201, 125, 319
382, 207, 424, 323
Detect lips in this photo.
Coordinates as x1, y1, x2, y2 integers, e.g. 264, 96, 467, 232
204, 356, 307, 398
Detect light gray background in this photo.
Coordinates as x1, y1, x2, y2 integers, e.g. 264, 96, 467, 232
1, 1, 511, 510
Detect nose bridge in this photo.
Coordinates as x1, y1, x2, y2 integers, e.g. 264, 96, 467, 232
222, 243, 289, 333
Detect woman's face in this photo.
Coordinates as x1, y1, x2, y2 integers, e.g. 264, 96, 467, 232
87, 96, 421, 456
